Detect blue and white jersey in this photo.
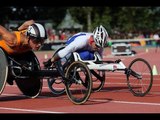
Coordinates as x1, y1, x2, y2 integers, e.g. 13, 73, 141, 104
57, 32, 103, 59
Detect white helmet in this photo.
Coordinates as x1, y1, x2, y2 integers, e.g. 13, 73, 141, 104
93, 25, 109, 48
26, 23, 47, 42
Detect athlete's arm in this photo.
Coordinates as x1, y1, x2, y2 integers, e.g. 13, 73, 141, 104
50, 53, 60, 62
0, 25, 16, 46
59, 37, 87, 57
18, 19, 35, 31
51, 37, 87, 62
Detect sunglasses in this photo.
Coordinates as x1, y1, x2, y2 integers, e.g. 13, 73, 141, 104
33, 40, 44, 44
30, 37, 45, 45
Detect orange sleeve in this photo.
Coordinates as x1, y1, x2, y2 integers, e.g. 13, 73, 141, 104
0, 40, 14, 54
14, 31, 21, 46
0, 31, 21, 54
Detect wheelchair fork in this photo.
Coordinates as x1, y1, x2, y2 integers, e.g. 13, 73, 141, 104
125, 68, 142, 79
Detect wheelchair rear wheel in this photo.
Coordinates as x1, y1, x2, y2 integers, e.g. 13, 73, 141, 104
91, 70, 105, 92
65, 61, 92, 105
12, 51, 43, 98
47, 46, 66, 96
0, 48, 8, 95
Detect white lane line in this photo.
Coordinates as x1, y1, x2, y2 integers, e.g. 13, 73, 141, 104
0, 107, 64, 113
113, 100, 160, 106
89, 99, 160, 106
1, 99, 160, 113
1, 92, 160, 113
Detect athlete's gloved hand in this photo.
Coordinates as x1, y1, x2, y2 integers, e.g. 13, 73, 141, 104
114, 59, 121, 63
43, 58, 52, 68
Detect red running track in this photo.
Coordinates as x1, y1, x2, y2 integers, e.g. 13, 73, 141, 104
1, 47, 160, 113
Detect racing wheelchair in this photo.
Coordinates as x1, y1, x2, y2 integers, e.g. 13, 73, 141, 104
48, 46, 153, 97
0, 47, 92, 105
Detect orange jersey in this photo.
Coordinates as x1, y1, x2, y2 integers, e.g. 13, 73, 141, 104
0, 31, 31, 55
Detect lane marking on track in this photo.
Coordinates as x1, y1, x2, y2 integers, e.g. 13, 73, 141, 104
1, 92, 160, 113
5, 81, 160, 90
88, 99, 160, 106
0, 107, 64, 113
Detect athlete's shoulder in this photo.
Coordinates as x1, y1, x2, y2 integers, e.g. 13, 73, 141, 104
85, 32, 93, 36
74, 32, 92, 36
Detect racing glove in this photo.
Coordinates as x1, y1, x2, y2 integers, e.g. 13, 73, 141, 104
114, 59, 121, 63
43, 58, 52, 68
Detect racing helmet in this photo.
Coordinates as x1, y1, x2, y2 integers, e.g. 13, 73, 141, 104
26, 23, 47, 42
93, 25, 109, 48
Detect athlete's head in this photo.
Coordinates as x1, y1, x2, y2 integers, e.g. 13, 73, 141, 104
26, 23, 47, 50
26, 23, 47, 42
93, 25, 109, 48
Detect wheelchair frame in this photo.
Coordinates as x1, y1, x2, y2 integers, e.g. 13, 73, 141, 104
72, 51, 153, 97
0, 47, 92, 105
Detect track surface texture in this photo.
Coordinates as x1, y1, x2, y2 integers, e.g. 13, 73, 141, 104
1, 46, 160, 114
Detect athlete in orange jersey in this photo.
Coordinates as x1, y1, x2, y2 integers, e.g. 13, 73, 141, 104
0, 20, 47, 85
0, 19, 47, 55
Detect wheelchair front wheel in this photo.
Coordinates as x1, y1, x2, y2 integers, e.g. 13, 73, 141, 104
126, 58, 153, 97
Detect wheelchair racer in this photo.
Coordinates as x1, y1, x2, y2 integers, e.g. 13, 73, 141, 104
0, 20, 47, 85
43, 25, 109, 68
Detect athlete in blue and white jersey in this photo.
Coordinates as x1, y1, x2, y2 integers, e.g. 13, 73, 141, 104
58, 32, 103, 60
43, 25, 109, 68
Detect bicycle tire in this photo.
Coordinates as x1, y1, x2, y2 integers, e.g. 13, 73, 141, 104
126, 58, 153, 97
65, 61, 92, 105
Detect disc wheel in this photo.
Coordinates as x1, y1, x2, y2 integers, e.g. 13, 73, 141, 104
14, 51, 42, 98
